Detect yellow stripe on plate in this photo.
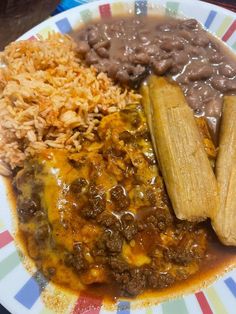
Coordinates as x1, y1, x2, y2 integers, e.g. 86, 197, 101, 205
0, 219, 4, 230
111, 2, 126, 15
216, 16, 233, 38
205, 287, 228, 314
40, 308, 55, 314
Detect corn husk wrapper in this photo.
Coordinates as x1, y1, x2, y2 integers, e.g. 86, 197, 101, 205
213, 96, 236, 246
141, 76, 219, 222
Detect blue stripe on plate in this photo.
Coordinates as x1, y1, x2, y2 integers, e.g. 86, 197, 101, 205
224, 277, 236, 298
56, 17, 72, 34
135, 0, 148, 15
14, 271, 48, 309
117, 301, 130, 314
204, 10, 217, 29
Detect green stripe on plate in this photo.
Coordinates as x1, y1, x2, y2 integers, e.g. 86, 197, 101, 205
0, 251, 20, 280
162, 298, 188, 314
80, 9, 92, 23
215, 16, 233, 37
165, 1, 180, 16
205, 287, 227, 314
36, 26, 54, 40
145, 308, 153, 314
232, 42, 236, 51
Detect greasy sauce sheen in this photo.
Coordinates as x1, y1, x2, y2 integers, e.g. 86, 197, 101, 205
13, 103, 236, 300
11, 15, 236, 301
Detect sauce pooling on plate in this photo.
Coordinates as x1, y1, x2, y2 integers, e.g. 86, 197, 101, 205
14, 104, 236, 298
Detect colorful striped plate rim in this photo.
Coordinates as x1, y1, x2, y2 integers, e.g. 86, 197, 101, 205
1, 0, 236, 313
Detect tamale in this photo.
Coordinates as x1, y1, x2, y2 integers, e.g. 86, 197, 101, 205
213, 96, 236, 246
141, 76, 218, 221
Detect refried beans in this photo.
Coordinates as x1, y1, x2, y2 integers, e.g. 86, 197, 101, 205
72, 16, 236, 138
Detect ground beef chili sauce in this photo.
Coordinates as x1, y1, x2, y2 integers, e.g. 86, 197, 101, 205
73, 16, 236, 140
12, 15, 236, 302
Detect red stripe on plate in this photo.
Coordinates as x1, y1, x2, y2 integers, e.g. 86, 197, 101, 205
0, 230, 13, 248
99, 4, 112, 18
28, 36, 37, 41
73, 293, 103, 314
195, 292, 213, 314
222, 20, 236, 41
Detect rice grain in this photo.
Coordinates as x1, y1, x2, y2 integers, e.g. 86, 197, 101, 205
0, 34, 140, 174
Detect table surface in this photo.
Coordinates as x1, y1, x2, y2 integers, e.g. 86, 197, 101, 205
0, 0, 235, 313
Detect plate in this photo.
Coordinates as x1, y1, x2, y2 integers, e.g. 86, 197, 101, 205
0, 0, 236, 313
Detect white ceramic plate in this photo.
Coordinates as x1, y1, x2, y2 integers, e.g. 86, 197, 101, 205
0, 1, 236, 313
